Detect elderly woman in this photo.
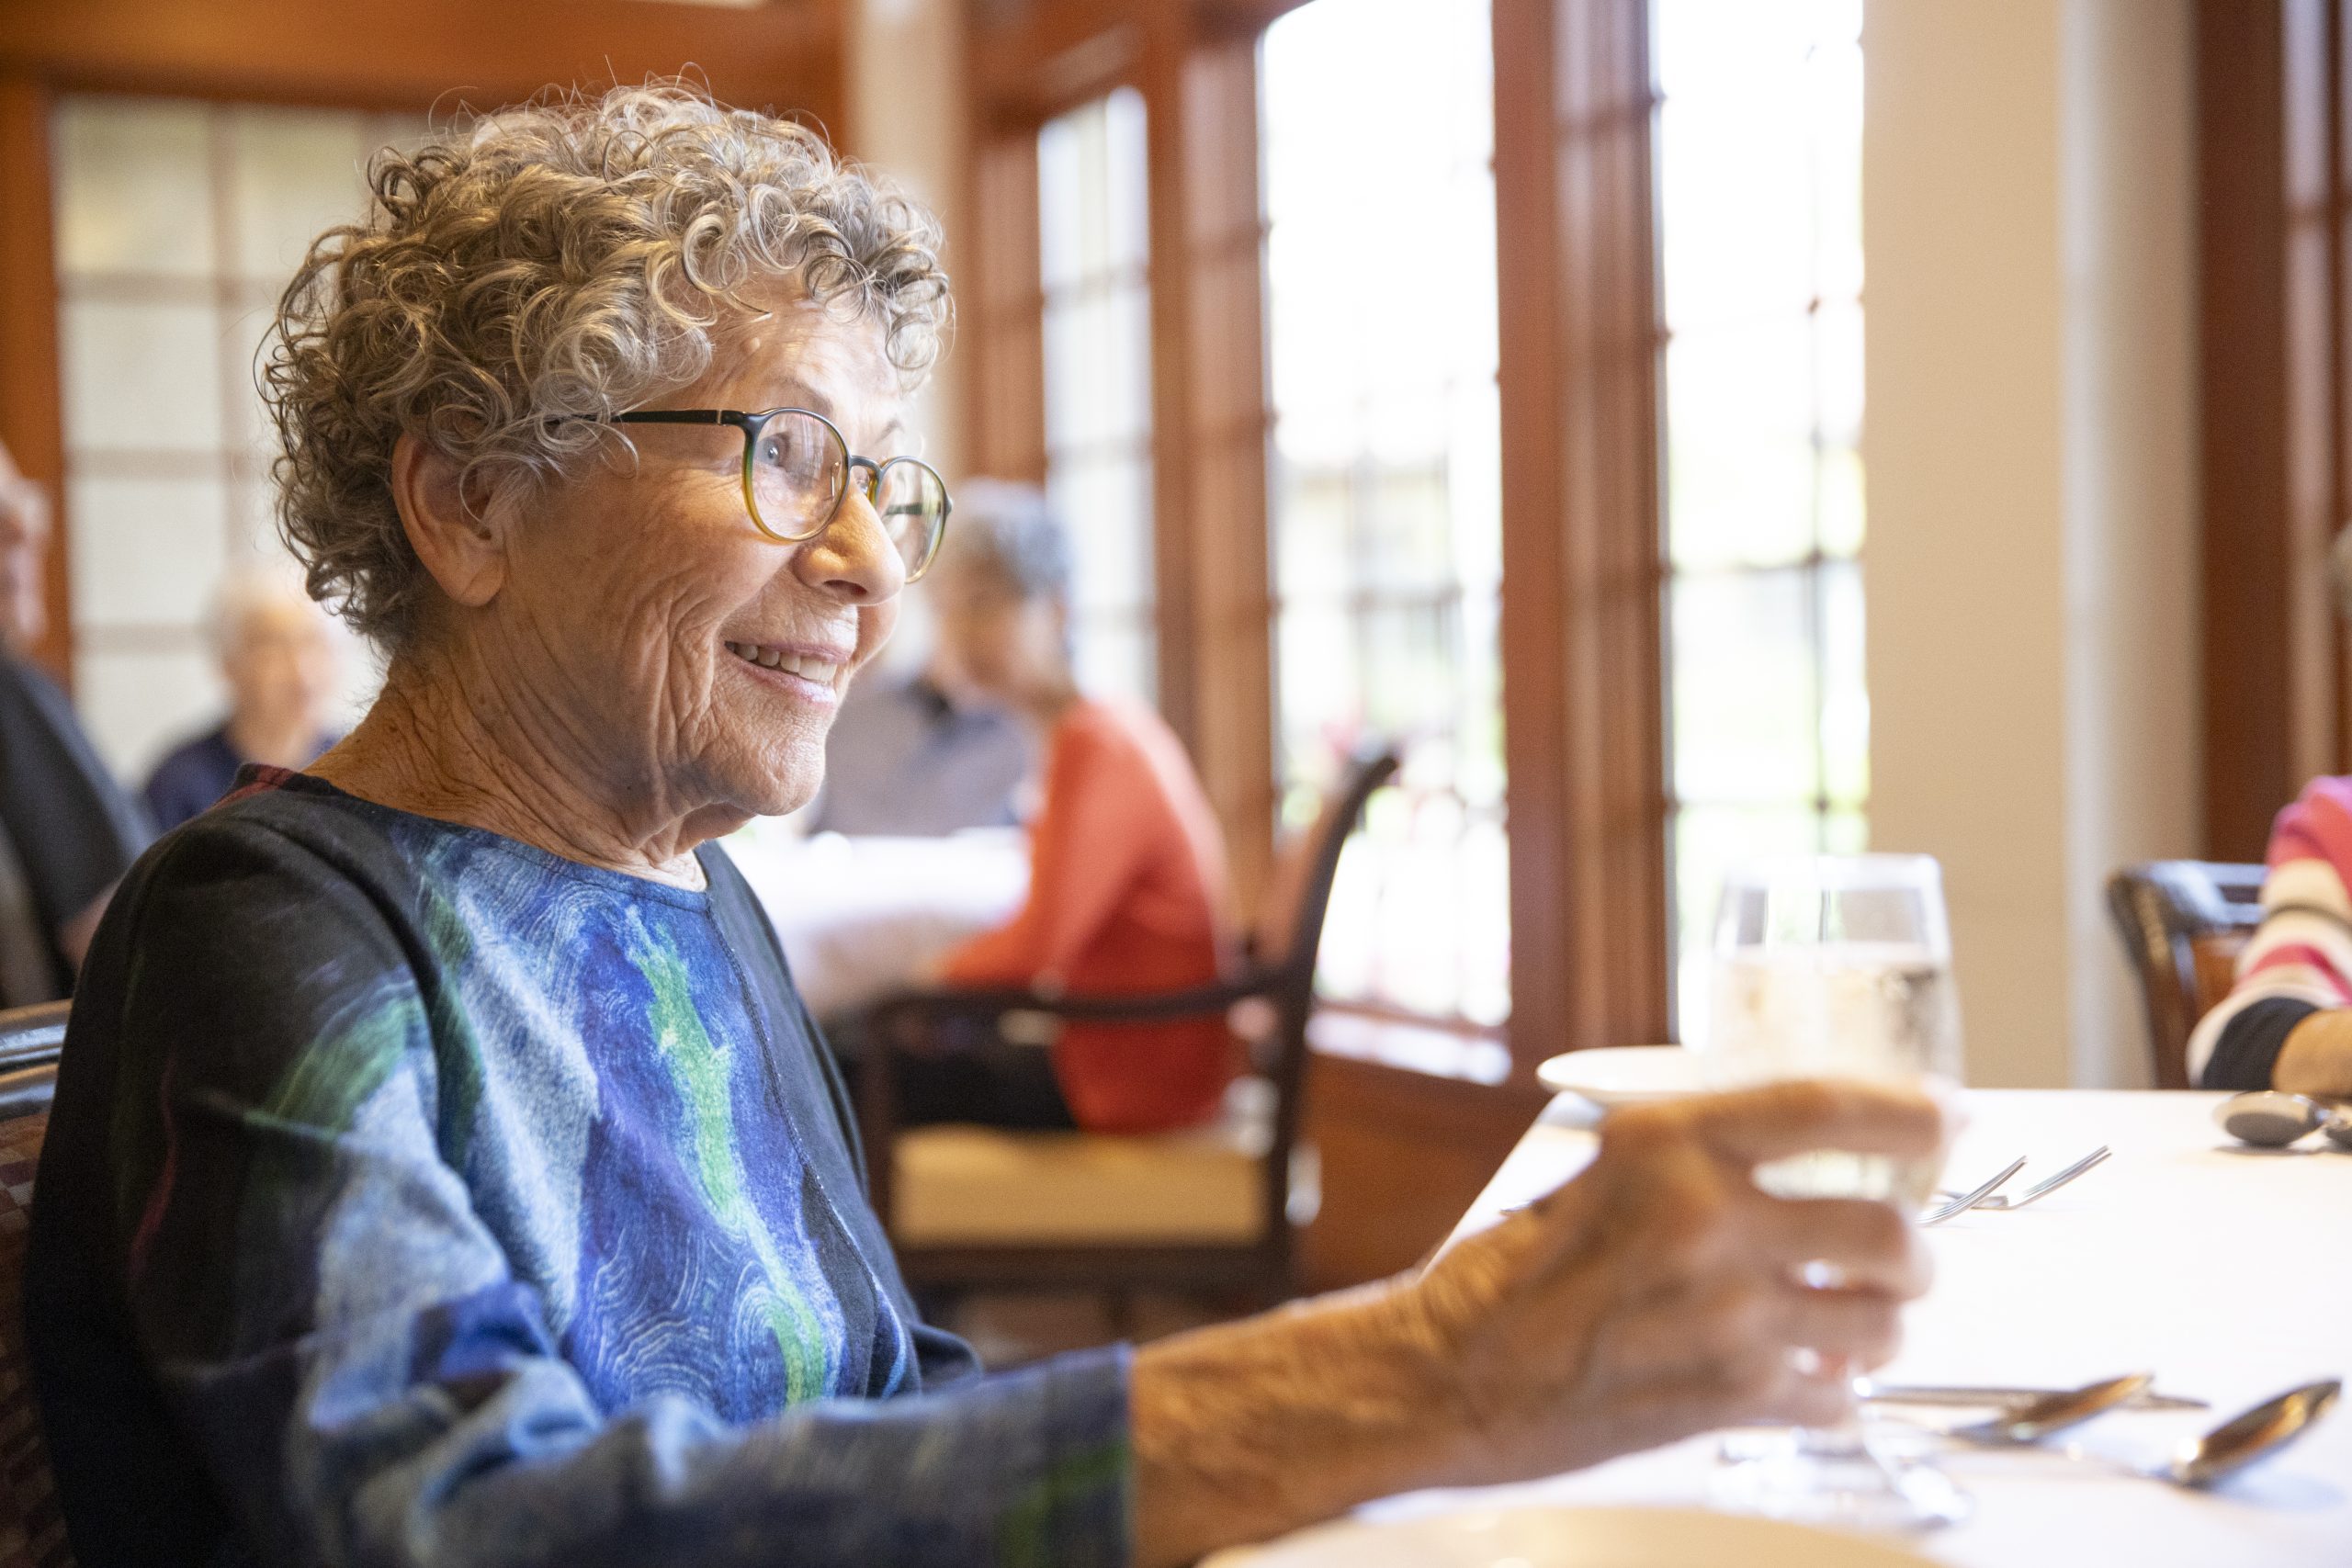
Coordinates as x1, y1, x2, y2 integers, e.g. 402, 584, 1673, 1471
25, 88, 1939, 1568
141, 566, 345, 831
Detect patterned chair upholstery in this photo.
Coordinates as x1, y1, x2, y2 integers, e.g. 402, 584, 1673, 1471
0, 1002, 70, 1568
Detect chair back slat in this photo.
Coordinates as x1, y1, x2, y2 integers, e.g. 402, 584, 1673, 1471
1252, 748, 1397, 1247
2105, 861, 2268, 1089
1252, 750, 1401, 984
0, 1004, 71, 1566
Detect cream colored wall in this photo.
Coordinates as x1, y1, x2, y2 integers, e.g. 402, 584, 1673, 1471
844, 0, 968, 488
1864, 0, 2199, 1088
844, 0, 969, 678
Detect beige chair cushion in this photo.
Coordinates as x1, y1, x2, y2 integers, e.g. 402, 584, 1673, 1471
891, 1077, 1275, 1247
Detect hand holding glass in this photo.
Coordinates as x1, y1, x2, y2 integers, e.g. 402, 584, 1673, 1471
1696, 852, 1966, 1529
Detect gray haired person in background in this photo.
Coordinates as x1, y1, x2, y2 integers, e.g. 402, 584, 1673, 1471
0, 437, 152, 1007
804, 481, 1044, 838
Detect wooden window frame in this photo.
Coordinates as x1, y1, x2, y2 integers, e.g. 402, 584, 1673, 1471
966, 0, 1282, 913
2197, 0, 2352, 860
966, 0, 1673, 1079
1493, 0, 1671, 1066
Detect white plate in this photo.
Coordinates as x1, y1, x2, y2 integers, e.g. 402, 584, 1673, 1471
1202, 1505, 1939, 1568
1535, 1045, 1707, 1107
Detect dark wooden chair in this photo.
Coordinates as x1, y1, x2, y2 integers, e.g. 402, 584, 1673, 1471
2105, 862, 2268, 1089
0, 1001, 73, 1568
857, 747, 1400, 1311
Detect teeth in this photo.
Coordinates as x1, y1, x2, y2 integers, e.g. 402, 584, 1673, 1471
726, 640, 840, 683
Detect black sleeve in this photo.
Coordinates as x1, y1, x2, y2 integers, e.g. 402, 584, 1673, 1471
2200, 996, 2322, 1090
0, 656, 153, 934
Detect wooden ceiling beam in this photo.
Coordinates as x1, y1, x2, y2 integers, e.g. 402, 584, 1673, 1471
0, 0, 843, 122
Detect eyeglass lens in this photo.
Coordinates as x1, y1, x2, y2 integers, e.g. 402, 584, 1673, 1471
874, 459, 948, 578
747, 412, 848, 538
745, 411, 947, 578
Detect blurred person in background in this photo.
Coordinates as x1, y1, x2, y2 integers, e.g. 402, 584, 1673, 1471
0, 437, 152, 1008
908, 484, 1237, 1134
141, 565, 344, 831
2190, 525, 2352, 1094
24, 87, 1943, 1568
803, 492, 1030, 833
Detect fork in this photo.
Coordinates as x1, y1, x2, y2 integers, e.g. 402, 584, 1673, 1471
1937, 1146, 2112, 1212
1919, 1155, 2027, 1226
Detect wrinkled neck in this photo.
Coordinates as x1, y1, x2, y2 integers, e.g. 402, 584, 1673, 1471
311, 637, 736, 889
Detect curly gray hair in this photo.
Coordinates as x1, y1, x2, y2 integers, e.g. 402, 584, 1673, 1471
264, 83, 951, 648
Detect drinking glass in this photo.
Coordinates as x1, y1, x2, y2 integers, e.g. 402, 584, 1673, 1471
1696, 852, 1967, 1530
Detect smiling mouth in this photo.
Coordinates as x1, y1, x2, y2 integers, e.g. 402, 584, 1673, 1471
725, 640, 845, 687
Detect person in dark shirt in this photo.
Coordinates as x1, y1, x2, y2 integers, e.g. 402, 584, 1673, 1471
0, 436, 153, 1006
140, 566, 344, 831
803, 661, 1027, 835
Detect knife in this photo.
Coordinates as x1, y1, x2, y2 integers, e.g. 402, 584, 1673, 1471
1860, 1382, 2207, 1412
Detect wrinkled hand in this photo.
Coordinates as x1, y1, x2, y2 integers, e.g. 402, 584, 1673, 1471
1405, 1079, 1944, 1486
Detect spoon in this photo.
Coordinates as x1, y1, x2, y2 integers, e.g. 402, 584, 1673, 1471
2154, 1380, 2341, 1487
2216, 1091, 2349, 1148
1944, 1372, 2154, 1445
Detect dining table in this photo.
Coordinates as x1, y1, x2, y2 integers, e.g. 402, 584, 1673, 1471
1273, 1089, 2352, 1565
719, 822, 1030, 1019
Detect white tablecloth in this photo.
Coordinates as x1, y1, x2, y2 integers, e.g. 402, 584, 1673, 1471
721, 828, 1029, 1018
1363, 1089, 2351, 1565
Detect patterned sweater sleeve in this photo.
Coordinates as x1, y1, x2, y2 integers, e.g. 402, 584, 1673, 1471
2186, 775, 2352, 1088
39, 818, 1132, 1568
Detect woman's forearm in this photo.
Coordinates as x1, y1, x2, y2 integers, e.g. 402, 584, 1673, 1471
2274, 1008, 2352, 1096
1128, 1082, 1943, 1566
1130, 1280, 1465, 1567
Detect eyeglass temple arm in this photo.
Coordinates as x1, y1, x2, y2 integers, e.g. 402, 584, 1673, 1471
609, 411, 730, 426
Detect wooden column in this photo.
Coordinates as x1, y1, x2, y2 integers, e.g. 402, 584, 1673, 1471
2196, 0, 2352, 859
0, 76, 69, 684
1176, 33, 1275, 914
1493, 0, 1669, 1070
1139, 2, 1202, 752
966, 126, 1049, 484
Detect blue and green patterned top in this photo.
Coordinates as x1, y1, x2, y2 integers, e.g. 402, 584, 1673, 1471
24, 769, 1130, 1567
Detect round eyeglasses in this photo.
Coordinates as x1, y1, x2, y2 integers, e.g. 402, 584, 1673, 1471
602, 407, 952, 581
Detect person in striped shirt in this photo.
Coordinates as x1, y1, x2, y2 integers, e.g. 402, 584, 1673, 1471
2188, 774, 2352, 1090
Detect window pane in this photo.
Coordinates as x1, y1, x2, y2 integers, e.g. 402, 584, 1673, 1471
54, 97, 216, 279
1671, 569, 1822, 805
226, 107, 372, 286
1819, 444, 1865, 558
54, 95, 401, 780
1038, 90, 1156, 709
1821, 558, 1870, 808
1657, 88, 1815, 331
1672, 801, 1833, 1044
1815, 298, 1864, 454
65, 476, 229, 629
1664, 316, 1816, 572
1264, 0, 1502, 1025
1657, 2, 1867, 1037
62, 301, 225, 454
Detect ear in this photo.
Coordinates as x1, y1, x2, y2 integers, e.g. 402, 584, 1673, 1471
390, 433, 508, 611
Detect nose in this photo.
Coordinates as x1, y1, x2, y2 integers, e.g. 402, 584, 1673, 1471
794, 484, 906, 605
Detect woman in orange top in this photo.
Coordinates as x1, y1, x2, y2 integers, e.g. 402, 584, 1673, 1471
918, 482, 1236, 1134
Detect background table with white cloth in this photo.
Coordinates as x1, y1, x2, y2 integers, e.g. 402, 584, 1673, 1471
721, 825, 1029, 1019
1336, 1090, 2350, 1566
